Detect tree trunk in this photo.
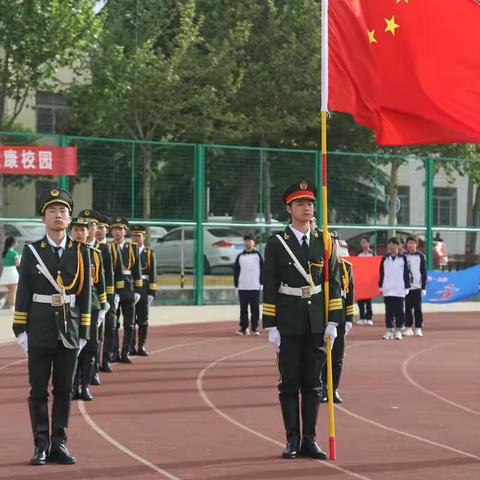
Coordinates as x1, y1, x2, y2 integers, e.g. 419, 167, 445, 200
141, 143, 152, 218
387, 160, 400, 237
232, 162, 258, 222
465, 176, 475, 255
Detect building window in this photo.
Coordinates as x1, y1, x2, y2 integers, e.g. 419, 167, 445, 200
397, 186, 410, 225
433, 187, 457, 226
36, 91, 69, 134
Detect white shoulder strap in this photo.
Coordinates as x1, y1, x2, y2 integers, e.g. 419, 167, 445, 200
275, 234, 312, 285
27, 244, 63, 293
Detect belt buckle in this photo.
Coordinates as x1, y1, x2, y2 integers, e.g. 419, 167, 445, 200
301, 287, 312, 298
51, 294, 64, 306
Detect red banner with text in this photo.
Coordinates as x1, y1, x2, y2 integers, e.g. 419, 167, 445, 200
0, 146, 77, 175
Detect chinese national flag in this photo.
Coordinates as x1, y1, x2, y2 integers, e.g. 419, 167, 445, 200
329, 0, 480, 145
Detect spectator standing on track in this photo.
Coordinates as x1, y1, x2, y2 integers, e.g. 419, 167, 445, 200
404, 236, 427, 337
0, 236, 20, 311
12, 188, 91, 466
379, 237, 411, 340
356, 236, 375, 325
233, 234, 263, 336
262, 181, 343, 460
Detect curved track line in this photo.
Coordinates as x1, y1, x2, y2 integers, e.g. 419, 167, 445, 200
337, 340, 480, 462
0, 357, 26, 372
79, 337, 221, 480
78, 401, 181, 480
401, 341, 480, 416
197, 343, 374, 480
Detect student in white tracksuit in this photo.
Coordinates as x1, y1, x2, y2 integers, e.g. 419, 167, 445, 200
404, 236, 427, 336
379, 237, 411, 340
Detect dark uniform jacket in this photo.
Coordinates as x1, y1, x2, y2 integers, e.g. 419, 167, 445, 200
13, 236, 92, 349
112, 241, 142, 302
262, 226, 343, 336
95, 240, 114, 307
139, 246, 157, 298
338, 259, 355, 335
90, 247, 107, 312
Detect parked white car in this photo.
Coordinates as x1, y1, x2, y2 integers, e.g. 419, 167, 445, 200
2, 222, 45, 254
154, 227, 244, 273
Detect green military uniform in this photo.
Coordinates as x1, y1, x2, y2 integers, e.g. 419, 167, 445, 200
72, 217, 107, 401
321, 258, 354, 403
108, 232, 124, 362
110, 217, 142, 363
262, 181, 343, 460
130, 224, 157, 356
12, 188, 91, 466
78, 209, 114, 376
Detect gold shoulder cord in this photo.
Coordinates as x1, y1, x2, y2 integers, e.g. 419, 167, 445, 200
93, 250, 100, 284
110, 242, 118, 268
56, 243, 82, 292
146, 248, 151, 271
341, 261, 349, 294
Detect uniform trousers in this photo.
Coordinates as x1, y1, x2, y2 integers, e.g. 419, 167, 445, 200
384, 296, 406, 329
405, 289, 423, 328
238, 290, 260, 332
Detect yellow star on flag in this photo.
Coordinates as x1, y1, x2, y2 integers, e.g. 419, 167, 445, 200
368, 29, 378, 44
396, 0, 409, 3
385, 16, 400, 36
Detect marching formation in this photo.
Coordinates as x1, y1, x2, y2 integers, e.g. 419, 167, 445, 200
12, 188, 156, 466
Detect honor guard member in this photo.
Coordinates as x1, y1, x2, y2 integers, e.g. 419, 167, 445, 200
321, 233, 354, 404
110, 216, 142, 363
95, 214, 120, 371
130, 224, 157, 355
78, 209, 112, 381
70, 218, 108, 401
262, 181, 343, 460
12, 188, 91, 466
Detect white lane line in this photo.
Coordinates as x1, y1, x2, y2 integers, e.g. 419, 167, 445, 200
78, 400, 181, 480
0, 357, 26, 372
336, 340, 480, 462
78, 337, 222, 480
336, 404, 480, 461
197, 344, 374, 480
402, 341, 480, 416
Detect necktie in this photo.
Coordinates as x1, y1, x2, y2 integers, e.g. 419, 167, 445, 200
53, 246, 62, 262
301, 235, 309, 264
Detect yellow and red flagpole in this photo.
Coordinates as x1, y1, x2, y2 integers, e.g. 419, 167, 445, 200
321, 0, 336, 460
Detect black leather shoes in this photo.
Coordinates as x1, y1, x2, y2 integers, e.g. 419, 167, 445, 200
299, 439, 327, 460
333, 390, 343, 404
90, 373, 101, 385
81, 387, 93, 401
71, 389, 80, 401
137, 346, 148, 356
48, 443, 76, 464
120, 352, 133, 364
30, 447, 48, 465
281, 439, 300, 459
100, 362, 113, 373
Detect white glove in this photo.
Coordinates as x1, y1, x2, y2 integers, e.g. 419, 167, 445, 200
267, 327, 281, 351
404, 289, 410, 296
16, 332, 28, 353
324, 322, 338, 350
345, 321, 353, 336
77, 338, 87, 356
421, 289, 426, 296
98, 310, 106, 325
104, 301, 111, 314
147, 295, 154, 306
134, 293, 141, 305
114, 294, 120, 310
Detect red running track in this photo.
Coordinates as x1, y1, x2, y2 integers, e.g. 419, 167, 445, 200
1, 312, 479, 480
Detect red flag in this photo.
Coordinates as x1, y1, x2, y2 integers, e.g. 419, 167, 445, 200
329, 0, 480, 145
341, 256, 382, 301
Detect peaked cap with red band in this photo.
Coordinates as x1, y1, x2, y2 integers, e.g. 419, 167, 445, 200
283, 181, 317, 205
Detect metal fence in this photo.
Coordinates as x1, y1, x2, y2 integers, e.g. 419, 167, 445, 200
1, 130, 479, 304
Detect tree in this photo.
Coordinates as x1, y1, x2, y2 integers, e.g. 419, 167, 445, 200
68, 0, 249, 218
0, 0, 100, 130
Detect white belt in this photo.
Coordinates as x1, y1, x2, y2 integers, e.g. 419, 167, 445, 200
123, 270, 131, 275
278, 284, 322, 298
32, 293, 75, 307
141, 275, 149, 280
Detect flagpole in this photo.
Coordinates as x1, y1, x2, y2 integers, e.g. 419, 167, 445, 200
321, 0, 336, 461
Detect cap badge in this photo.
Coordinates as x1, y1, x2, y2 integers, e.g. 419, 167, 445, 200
299, 182, 308, 190
51, 189, 59, 197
